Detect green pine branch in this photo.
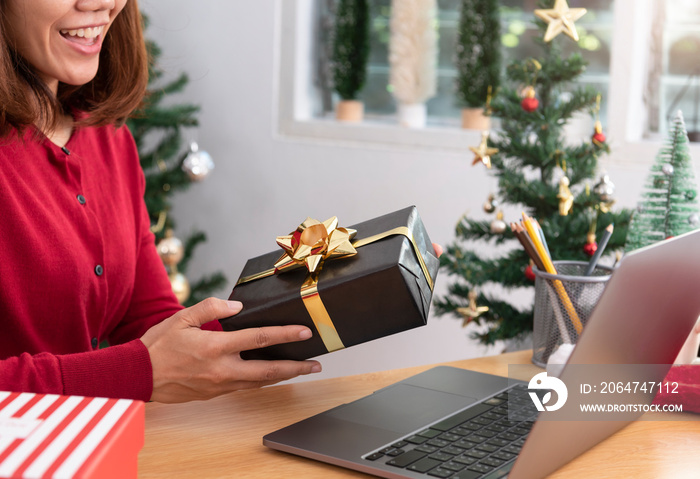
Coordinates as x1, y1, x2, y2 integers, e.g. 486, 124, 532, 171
180, 230, 207, 271
433, 288, 533, 345
186, 272, 228, 307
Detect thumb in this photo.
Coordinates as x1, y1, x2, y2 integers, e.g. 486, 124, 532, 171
176, 297, 243, 328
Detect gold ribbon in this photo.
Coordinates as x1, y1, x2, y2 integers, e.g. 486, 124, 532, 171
352, 226, 433, 291
236, 217, 434, 352
300, 272, 345, 352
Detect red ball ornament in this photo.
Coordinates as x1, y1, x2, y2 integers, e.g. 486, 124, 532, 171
525, 263, 536, 281
583, 241, 598, 256
592, 120, 606, 146
521, 98, 539, 112
521, 86, 538, 112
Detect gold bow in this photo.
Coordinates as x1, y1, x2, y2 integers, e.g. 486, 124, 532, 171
274, 217, 358, 274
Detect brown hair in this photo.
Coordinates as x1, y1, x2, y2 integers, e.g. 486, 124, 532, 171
0, 0, 149, 138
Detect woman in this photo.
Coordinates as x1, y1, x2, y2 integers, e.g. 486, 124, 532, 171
0, 0, 322, 403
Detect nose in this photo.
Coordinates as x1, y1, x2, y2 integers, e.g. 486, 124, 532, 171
76, 0, 116, 12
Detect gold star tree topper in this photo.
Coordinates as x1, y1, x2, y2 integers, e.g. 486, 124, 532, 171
470, 131, 498, 169
534, 0, 587, 42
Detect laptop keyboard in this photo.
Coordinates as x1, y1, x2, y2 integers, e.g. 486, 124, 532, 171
363, 384, 537, 478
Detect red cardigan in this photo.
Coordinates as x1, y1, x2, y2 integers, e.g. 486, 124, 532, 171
0, 124, 188, 401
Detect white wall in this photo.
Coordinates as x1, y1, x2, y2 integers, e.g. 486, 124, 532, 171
139, 0, 700, 382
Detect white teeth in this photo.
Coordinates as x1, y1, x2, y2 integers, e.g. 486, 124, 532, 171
60, 26, 104, 39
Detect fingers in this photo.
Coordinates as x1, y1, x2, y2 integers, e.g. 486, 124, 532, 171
432, 242, 443, 258
160, 358, 322, 402
216, 324, 314, 355
229, 359, 322, 388
145, 297, 325, 402
174, 297, 243, 328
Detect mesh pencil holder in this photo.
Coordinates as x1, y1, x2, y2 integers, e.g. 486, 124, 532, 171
532, 261, 613, 368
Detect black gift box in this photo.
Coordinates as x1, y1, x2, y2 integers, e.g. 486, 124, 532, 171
220, 206, 439, 360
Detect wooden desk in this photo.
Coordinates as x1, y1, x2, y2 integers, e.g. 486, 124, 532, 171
139, 350, 700, 478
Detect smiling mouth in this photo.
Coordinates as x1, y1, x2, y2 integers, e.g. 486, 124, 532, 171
60, 25, 104, 45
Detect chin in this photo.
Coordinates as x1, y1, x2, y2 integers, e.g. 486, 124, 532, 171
62, 77, 98, 87
60, 66, 100, 87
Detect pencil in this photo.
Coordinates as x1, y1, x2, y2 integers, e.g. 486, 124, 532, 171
584, 224, 614, 276
544, 281, 573, 345
522, 212, 584, 335
533, 219, 552, 260
512, 222, 573, 344
511, 222, 545, 271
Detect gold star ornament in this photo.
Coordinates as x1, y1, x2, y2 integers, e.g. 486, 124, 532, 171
470, 131, 498, 169
534, 0, 587, 42
457, 291, 489, 327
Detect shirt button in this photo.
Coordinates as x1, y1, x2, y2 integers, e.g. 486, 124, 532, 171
95, 265, 104, 276
91, 337, 98, 349
77, 194, 86, 205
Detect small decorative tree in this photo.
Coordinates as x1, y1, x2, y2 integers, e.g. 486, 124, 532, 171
331, 0, 371, 122
625, 111, 700, 251
389, 0, 438, 128
455, 0, 501, 130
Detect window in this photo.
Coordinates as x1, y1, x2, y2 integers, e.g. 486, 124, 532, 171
311, 0, 615, 125
651, 0, 700, 139
277, 0, 700, 152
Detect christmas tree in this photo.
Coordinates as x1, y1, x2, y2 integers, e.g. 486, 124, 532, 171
454, 0, 501, 110
435, 0, 632, 345
127, 18, 226, 307
625, 111, 700, 251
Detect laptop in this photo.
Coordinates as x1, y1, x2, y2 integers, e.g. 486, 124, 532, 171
263, 229, 700, 478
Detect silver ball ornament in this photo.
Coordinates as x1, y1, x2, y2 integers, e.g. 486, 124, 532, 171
182, 142, 215, 181
483, 194, 498, 214
594, 174, 615, 202
689, 213, 700, 226
662, 164, 674, 176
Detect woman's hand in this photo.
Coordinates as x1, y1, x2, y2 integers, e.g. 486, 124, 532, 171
140, 298, 321, 403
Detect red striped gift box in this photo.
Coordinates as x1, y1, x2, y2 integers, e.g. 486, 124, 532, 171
0, 391, 144, 479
